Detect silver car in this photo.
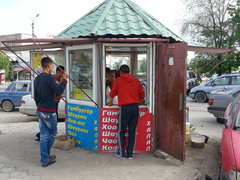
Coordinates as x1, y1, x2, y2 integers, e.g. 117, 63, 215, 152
207, 87, 240, 123
189, 73, 240, 103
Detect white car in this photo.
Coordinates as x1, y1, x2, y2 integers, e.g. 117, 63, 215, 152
19, 94, 66, 119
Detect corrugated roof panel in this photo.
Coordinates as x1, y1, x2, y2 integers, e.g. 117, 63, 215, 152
57, 0, 183, 41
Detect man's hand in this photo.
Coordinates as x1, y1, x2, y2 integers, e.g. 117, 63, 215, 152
63, 72, 69, 80
108, 101, 113, 106
108, 97, 114, 106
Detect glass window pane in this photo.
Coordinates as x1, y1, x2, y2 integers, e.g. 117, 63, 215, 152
232, 76, 240, 85
214, 77, 229, 86
11, 84, 16, 91
235, 111, 240, 127
105, 48, 149, 106
16, 83, 28, 92
69, 49, 93, 102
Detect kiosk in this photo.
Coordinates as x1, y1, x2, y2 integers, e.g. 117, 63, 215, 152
1, 0, 187, 161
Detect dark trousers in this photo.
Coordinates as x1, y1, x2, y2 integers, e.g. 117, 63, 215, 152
118, 104, 139, 157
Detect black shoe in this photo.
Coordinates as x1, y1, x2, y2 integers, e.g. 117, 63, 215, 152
50, 155, 56, 161
42, 159, 56, 167
35, 133, 40, 141
126, 155, 133, 160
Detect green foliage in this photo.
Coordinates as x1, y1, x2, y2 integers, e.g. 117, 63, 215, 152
228, 0, 240, 47
0, 52, 13, 79
183, 0, 240, 75
189, 52, 240, 77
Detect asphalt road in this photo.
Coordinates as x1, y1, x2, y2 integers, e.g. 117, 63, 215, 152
187, 97, 223, 138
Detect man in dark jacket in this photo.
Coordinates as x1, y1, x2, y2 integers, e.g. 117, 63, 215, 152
108, 65, 145, 159
34, 57, 68, 167
35, 65, 65, 141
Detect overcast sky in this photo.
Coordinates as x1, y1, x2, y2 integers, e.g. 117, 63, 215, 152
0, 0, 187, 40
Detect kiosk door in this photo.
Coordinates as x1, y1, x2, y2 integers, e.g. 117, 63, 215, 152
155, 42, 187, 161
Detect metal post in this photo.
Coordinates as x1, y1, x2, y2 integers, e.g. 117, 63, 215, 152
31, 14, 40, 39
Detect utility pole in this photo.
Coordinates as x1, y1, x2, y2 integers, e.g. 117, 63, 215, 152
31, 14, 40, 39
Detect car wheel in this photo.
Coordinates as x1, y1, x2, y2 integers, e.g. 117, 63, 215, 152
195, 92, 207, 103
217, 118, 225, 124
2, 100, 14, 112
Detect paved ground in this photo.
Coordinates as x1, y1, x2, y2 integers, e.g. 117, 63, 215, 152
0, 94, 223, 180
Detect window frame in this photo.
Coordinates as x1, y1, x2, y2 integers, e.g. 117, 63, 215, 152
66, 44, 97, 107
102, 43, 153, 109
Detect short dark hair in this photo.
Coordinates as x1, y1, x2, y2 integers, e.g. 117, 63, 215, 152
56, 65, 65, 73
119, 65, 130, 74
41, 57, 53, 69
106, 67, 111, 73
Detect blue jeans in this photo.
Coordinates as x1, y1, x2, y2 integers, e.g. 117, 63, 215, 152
37, 111, 57, 166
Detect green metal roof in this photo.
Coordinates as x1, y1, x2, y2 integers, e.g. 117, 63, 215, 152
57, 0, 182, 41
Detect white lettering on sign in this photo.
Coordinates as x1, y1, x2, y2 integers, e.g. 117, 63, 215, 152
102, 131, 118, 137
102, 117, 118, 124
147, 121, 151, 126
146, 140, 151, 145
102, 124, 118, 130
146, 134, 151, 139
146, 146, 151, 152
102, 145, 118, 151
102, 110, 119, 116
139, 111, 145, 117
102, 138, 118, 144
147, 127, 152, 133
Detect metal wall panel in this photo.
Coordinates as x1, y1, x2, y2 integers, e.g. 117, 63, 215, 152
155, 42, 187, 161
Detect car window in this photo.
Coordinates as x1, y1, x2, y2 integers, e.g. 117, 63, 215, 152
11, 84, 16, 91
16, 83, 28, 92
205, 81, 213, 86
213, 77, 230, 86
233, 91, 240, 97
228, 95, 240, 125
234, 110, 240, 129
231, 76, 240, 85
229, 102, 238, 124
5, 83, 14, 91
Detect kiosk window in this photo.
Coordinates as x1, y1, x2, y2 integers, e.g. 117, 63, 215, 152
105, 46, 149, 106
69, 49, 93, 102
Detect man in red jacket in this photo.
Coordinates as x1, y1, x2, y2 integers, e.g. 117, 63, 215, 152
108, 65, 145, 159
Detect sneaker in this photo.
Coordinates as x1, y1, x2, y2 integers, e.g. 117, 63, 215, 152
115, 152, 125, 159
126, 155, 133, 160
42, 159, 56, 167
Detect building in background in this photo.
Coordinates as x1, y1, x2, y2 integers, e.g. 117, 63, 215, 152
0, 33, 32, 80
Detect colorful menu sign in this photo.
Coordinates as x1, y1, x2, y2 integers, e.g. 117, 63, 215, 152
99, 108, 153, 153
66, 104, 100, 152
65, 104, 153, 153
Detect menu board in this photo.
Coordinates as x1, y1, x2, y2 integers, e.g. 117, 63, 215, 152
99, 108, 153, 153
66, 104, 100, 152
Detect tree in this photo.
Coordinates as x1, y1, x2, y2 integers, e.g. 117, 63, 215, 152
182, 0, 240, 76
0, 52, 13, 79
228, 0, 240, 47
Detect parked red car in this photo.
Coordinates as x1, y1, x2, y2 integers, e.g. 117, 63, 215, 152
220, 95, 240, 180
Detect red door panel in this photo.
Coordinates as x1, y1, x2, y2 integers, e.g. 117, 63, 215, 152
155, 42, 187, 161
